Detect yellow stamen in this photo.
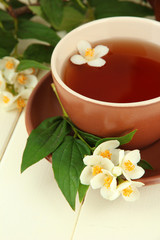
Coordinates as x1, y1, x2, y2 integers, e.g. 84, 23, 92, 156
122, 186, 133, 197
124, 160, 135, 172
100, 150, 112, 160
104, 176, 112, 189
3, 96, 10, 103
85, 48, 95, 57
92, 165, 102, 176
17, 97, 26, 112
5, 61, 14, 69
17, 74, 27, 85
0, 80, 2, 86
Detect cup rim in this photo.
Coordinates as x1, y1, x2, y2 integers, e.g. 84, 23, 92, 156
51, 16, 160, 108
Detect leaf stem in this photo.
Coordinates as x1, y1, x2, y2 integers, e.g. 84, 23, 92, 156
64, 118, 93, 151
70, 198, 85, 240
51, 83, 68, 118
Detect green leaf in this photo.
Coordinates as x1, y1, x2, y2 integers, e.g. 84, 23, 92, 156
40, 0, 63, 29
8, 0, 26, 8
17, 19, 60, 46
77, 129, 101, 146
23, 44, 54, 63
0, 9, 13, 21
28, 5, 48, 20
66, 119, 100, 146
16, 60, 50, 71
138, 160, 153, 170
52, 136, 91, 210
21, 117, 71, 173
0, 48, 10, 58
78, 183, 89, 203
95, 130, 137, 147
89, 0, 154, 19
58, 6, 85, 31
0, 28, 18, 53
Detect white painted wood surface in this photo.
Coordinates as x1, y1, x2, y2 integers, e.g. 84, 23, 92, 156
0, 111, 77, 240
73, 185, 160, 240
0, 110, 160, 240
0, 109, 20, 160
0, 2, 159, 238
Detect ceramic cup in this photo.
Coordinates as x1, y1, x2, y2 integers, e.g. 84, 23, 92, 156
51, 17, 160, 149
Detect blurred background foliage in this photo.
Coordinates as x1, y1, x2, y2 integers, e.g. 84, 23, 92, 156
0, 0, 156, 70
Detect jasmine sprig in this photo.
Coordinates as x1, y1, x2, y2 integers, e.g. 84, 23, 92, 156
21, 83, 146, 210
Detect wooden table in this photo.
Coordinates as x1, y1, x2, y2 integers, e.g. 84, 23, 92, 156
0, 71, 160, 240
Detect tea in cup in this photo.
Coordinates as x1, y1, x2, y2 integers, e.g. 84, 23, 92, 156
51, 17, 160, 149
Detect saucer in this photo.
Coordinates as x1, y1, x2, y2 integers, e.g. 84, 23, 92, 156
25, 72, 160, 186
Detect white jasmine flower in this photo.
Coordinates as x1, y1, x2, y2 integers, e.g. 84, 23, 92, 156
117, 180, 144, 202
91, 169, 120, 201
80, 155, 114, 185
0, 89, 32, 112
70, 40, 109, 67
93, 140, 121, 165
14, 71, 38, 93
0, 57, 19, 83
0, 91, 17, 111
119, 150, 145, 180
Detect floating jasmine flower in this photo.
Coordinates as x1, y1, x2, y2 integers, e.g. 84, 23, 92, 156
70, 40, 109, 67
93, 140, 120, 165
117, 180, 144, 202
119, 150, 145, 180
80, 155, 114, 185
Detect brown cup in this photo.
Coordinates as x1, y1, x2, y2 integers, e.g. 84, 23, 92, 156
51, 17, 160, 149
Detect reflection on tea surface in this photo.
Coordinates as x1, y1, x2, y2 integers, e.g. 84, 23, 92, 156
63, 38, 160, 103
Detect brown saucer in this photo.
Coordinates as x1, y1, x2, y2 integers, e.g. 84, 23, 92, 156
25, 72, 160, 186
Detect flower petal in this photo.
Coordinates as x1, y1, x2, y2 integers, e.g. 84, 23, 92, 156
70, 54, 87, 65
77, 40, 91, 57
124, 150, 141, 164
121, 185, 140, 202
83, 155, 101, 166
117, 181, 131, 191
0, 71, 6, 91
100, 186, 120, 200
112, 166, 122, 177
20, 89, 32, 99
111, 149, 121, 165
94, 45, 109, 58
83, 155, 114, 172
80, 166, 93, 185
123, 166, 145, 180
87, 58, 106, 67
118, 150, 125, 165
3, 69, 17, 84
90, 173, 105, 189
102, 158, 114, 171
93, 140, 120, 156
132, 181, 145, 188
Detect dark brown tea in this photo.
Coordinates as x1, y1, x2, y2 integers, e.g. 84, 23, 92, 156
63, 38, 160, 103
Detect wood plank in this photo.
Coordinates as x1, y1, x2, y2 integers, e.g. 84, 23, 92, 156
73, 184, 160, 240
0, 109, 20, 160
0, 111, 78, 240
